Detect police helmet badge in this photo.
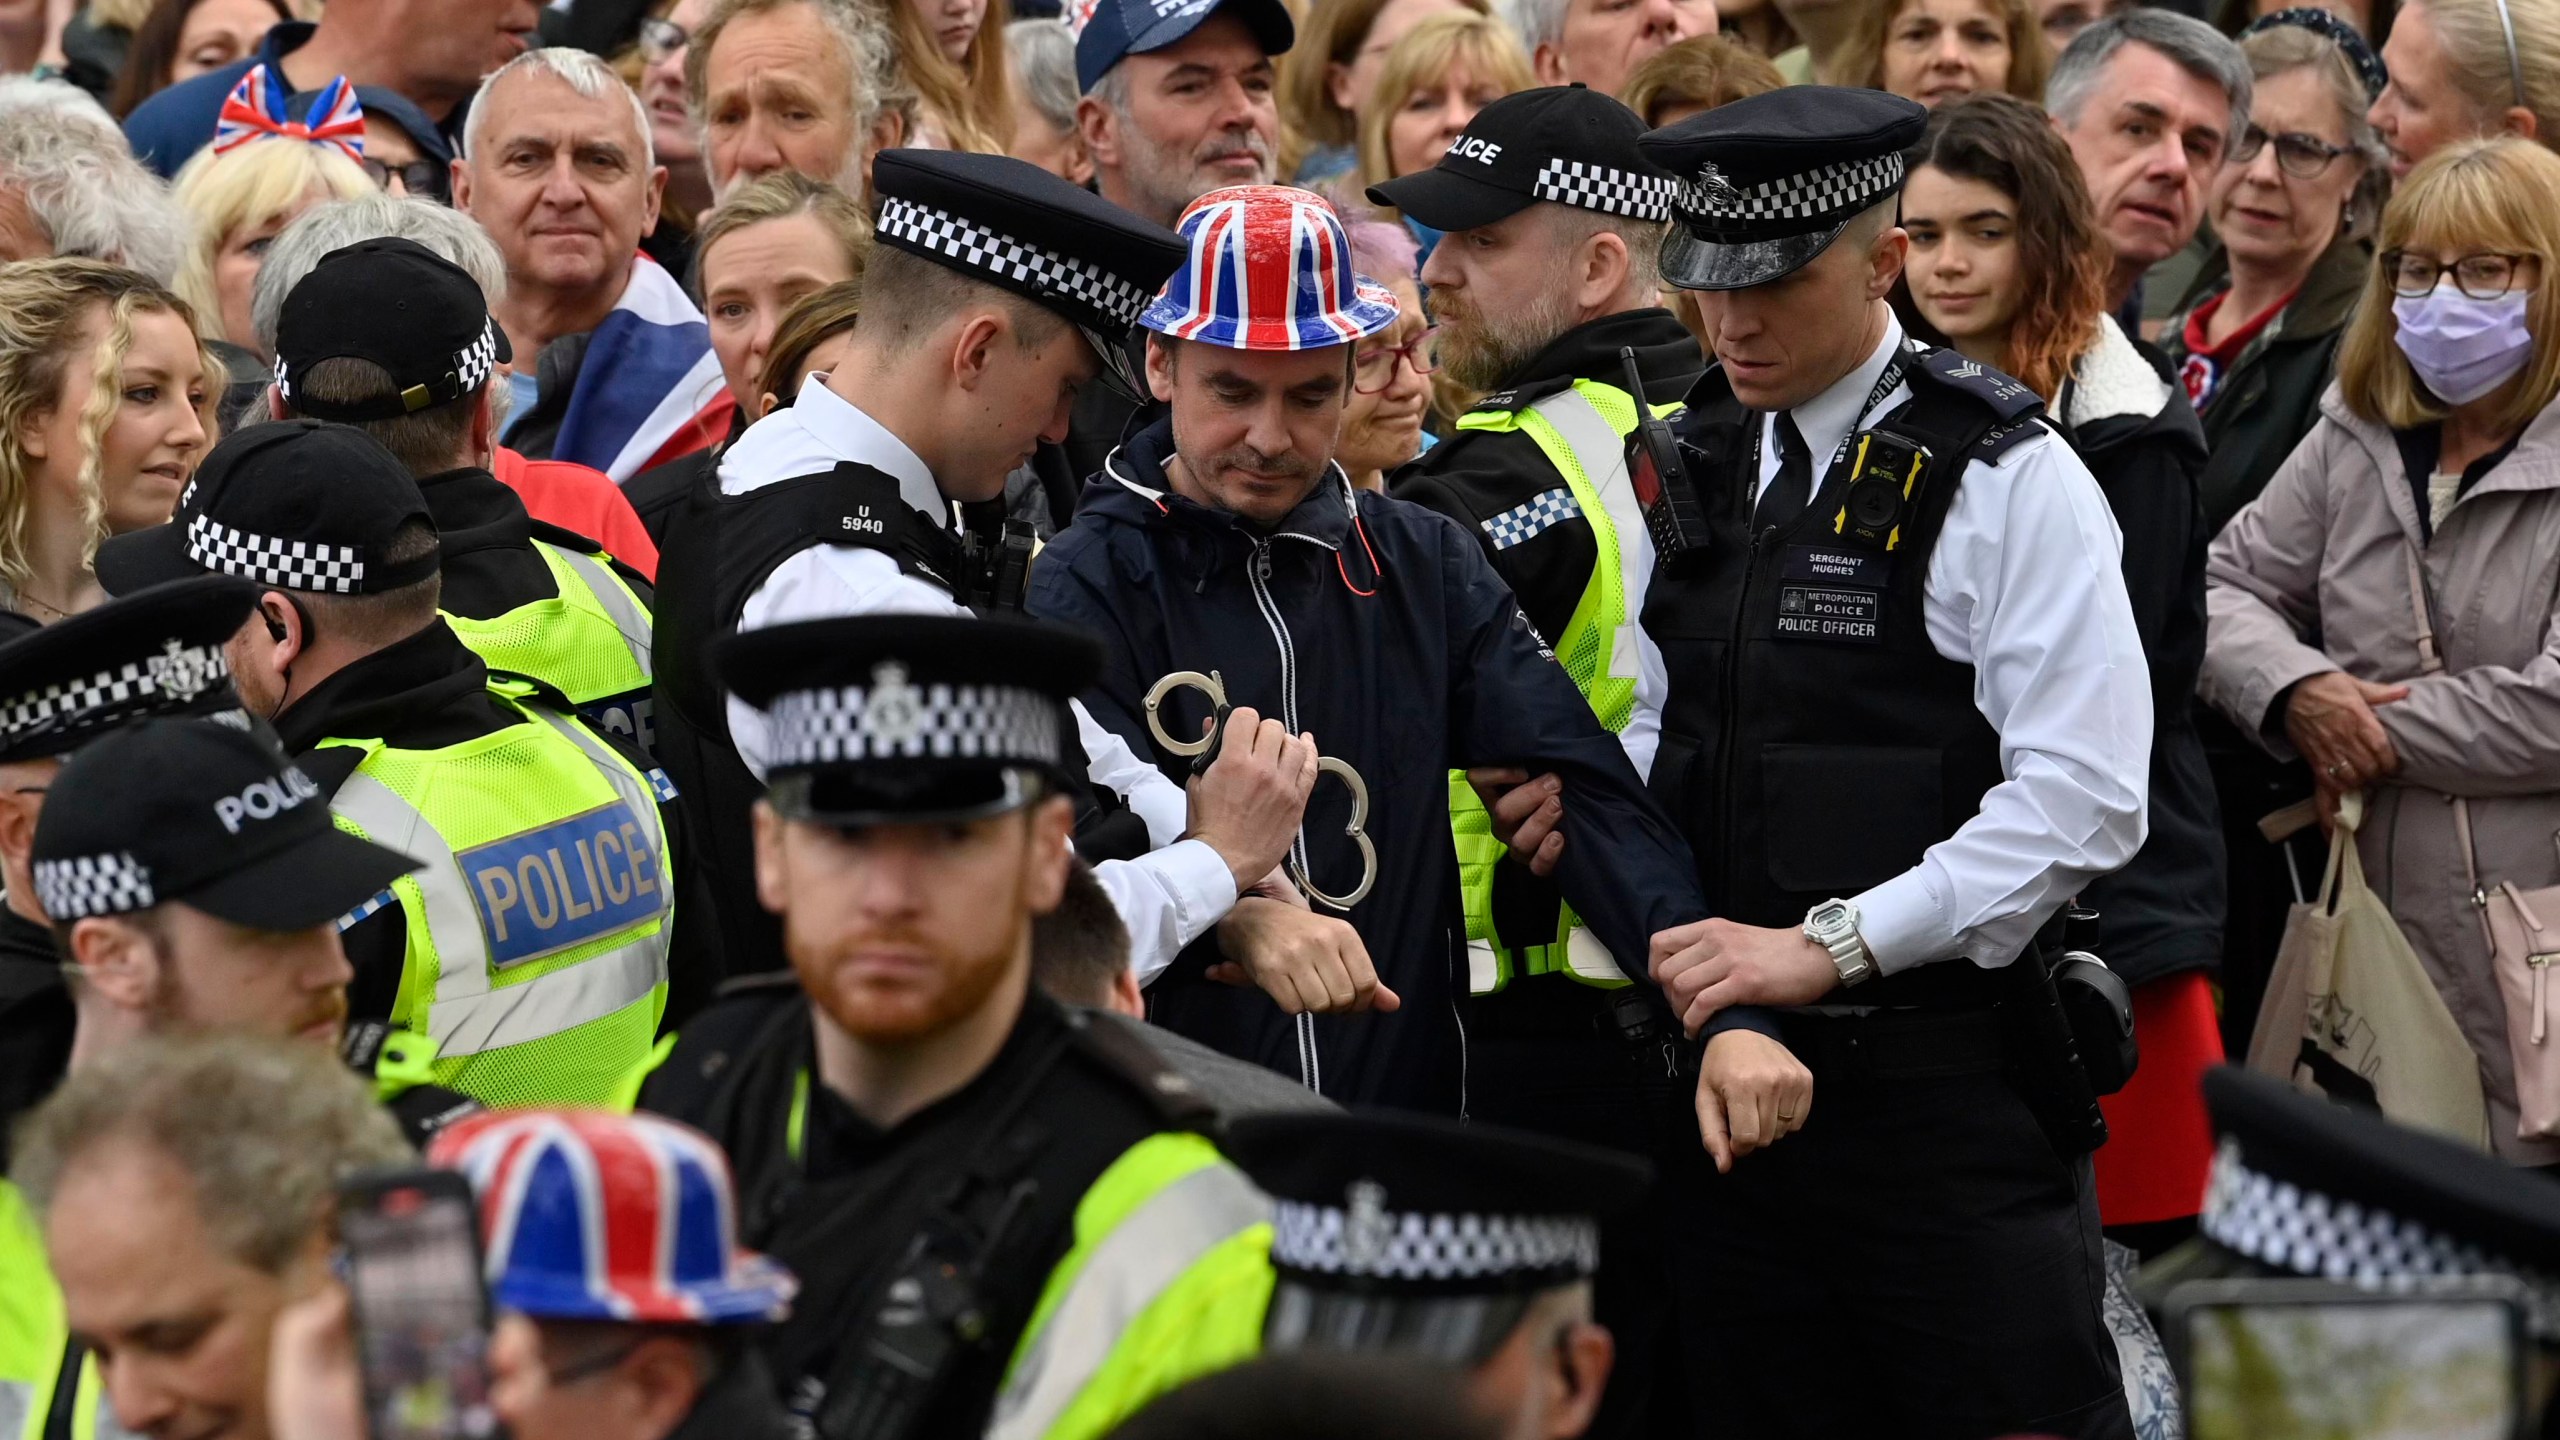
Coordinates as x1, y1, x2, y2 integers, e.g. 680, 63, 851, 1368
1686, 162, 1741, 210
1345, 1178, 1392, 1271
867, 660, 924, 748
147, 638, 217, 702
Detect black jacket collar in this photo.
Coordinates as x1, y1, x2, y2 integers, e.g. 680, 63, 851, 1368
416, 467, 536, 557
1470, 308, 1706, 412
1095, 417, 1356, 554
273, 620, 511, 757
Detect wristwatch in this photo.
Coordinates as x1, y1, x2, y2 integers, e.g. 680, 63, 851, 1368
1802, 899, 1877, 989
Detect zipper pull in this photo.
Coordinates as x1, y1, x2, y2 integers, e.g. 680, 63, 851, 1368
1255, 544, 1272, 583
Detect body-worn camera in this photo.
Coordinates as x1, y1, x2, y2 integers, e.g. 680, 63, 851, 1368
1832, 429, 1930, 551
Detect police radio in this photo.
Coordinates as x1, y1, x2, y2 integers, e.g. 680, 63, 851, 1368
1832, 428, 1930, 550
958, 517, 1038, 612
1619, 347, 1709, 566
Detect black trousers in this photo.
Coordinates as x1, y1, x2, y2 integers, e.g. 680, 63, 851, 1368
1668, 1045, 2135, 1440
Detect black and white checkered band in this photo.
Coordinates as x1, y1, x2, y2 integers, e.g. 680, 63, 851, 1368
274, 316, 502, 414
1533, 158, 1675, 222
2201, 1141, 2560, 1330
876, 195, 1151, 333
0, 641, 229, 748
186, 514, 365, 594
1675, 153, 1904, 233
765, 665, 1063, 769
34, 851, 153, 919
1270, 1196, 1599, 1287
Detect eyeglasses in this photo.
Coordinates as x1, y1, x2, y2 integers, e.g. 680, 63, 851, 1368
2384, 250, 2537, 300
360, 157, 448, 201
638, 15, 690, 63
2230, 124, 2353, 179
1353, 325, 1438, 394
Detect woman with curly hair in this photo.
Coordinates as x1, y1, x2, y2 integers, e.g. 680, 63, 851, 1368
0, 259, 216, 620
1895, 92, 2225, 1251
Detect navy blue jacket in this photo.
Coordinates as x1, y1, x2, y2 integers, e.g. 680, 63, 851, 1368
1029, 417, 1760, 1112
123, 22, 453, 180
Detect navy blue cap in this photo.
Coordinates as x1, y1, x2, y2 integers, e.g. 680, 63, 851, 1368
1075, 0, 1293, 93
1640, 86, 1926, 291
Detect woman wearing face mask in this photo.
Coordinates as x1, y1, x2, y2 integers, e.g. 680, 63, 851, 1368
2205, 137, 2560, 1166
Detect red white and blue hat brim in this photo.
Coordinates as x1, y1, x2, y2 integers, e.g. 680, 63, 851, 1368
493, 1251, 798, 1326
1140, 276, 1400, 351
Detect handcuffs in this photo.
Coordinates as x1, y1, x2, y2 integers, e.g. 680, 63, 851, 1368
1143, 669, 1378, 912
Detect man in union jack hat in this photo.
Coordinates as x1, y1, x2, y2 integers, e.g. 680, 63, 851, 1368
1027, 185, 1802, 1135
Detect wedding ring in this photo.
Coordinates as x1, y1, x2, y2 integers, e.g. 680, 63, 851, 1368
2326, 762, 2346, 778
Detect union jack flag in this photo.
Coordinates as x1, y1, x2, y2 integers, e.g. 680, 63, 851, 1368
428, 1109, 796, 1325
213, 65, 366, 164
1140, 186, 1401, 352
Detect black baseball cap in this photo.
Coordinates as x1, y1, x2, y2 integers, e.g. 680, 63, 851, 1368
1368, 85, 1675, 235
274, 237, 511, 422
31, 716, 419, 931
871, 149, 1189, 399
95, 421, 441, 599
715, 612, 1102, 827
1074, 0, 1292, 93
0, 574, 255, 765
1640, 86, 1927, 291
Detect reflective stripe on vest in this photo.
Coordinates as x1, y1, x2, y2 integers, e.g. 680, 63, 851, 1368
1450, 380, 1669, 994
989, 1133, 1274, 1440
323, 701, 670, 1108
442, 541, 653, 712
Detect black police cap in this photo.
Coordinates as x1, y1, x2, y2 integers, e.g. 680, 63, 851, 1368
0, 575, 255, 766
1368, 85, 1675, 234
2196, 1067, 2560, 1304
95, 421, 440, 599
871, 149, 1189, 398
1639, 86, 1927, 292
32, 716, 419, 932
1074, 0, 1293, 93
275, 237, 512, 423
715, 612, 1103, 827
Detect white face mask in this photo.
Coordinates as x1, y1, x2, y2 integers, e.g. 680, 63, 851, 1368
2392, 280, 2536, 406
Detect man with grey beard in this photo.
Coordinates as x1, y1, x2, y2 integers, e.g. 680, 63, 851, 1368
1377, 86, 1705, 1436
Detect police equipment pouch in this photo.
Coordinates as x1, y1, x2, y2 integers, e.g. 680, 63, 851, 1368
1995, 927, 2110, 1159
959, 518, 1038, 612
2054, 906, 2138, 1097
1832, 428, 1930, 551
1620, 346, 1708, 568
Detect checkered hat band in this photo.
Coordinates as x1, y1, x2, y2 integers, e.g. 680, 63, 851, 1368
876, 196, 1150, 332
1270, 1199, 1599, 1284
1677, 153, 1904, 229
767, 681, 1063, 768
1533, 158, 1674, 222
34, 851, 154, 919
273, 317, 502, 412
187, 514, 365, 594
0, 643, 230, 746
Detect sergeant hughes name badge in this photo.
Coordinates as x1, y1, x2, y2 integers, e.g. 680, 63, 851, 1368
1774, 546, 1885, 644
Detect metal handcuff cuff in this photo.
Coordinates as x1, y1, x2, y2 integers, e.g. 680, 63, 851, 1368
1141, 669, 1377, 912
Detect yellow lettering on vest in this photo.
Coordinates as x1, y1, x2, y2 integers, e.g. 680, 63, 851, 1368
548, 849, 593, 921
475, 866, 519, 942
518, 854, 560, 929
595, 827, 631, 905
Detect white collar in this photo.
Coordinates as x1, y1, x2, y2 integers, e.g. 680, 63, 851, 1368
1781, 309, 1906, 467
792, 373, 950, 520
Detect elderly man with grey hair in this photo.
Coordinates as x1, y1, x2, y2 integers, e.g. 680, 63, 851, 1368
684, 0, 905, 203
0, 77, 186, 284
2049, 7, 2254, 314
457, 47, 729, 483
11, 1036, 414, 1440
1514, 0, 1716, 99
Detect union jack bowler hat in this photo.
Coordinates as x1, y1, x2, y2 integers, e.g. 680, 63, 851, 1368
1139, 186, 1401, 352
428, 1109, 797, 1325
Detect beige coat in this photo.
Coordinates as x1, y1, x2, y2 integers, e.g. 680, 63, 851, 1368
2204, 383, 2560, 1164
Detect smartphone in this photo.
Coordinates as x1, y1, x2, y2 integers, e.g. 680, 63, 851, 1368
338, 1167, 502, 1440
2166, 1275, 2533, 1440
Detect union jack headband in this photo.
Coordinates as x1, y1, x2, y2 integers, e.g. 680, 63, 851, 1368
214, 66, 366, 165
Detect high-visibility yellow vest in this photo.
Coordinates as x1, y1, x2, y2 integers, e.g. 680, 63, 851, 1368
322, 692, 672, 1108
443, 540, 656, 756
1448, 380, 1678, 994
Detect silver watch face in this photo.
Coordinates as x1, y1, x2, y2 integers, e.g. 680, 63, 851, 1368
1808, 903, 1854, 942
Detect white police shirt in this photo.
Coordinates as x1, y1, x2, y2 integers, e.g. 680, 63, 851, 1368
721, 375, 1237, 986
1721, 310, 2152, 976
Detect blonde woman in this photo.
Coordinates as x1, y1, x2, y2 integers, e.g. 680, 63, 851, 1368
888, 0, 1016, 152
2205, 139, 2560, 1163
1355, 11, 1535, 206
0, 260, 216, 620
170, 132, 373, 357
2372, 0, 2560, 182
1279, 0, 1489, 182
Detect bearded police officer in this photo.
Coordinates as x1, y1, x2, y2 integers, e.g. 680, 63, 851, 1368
641, 613, 1273, 1440
97, 422, 690, 1111
269, 238, 660, 766
1225, 1110, 1647, 1440
653, 148, 1329, 1008
1637, 89, 2150, 1439
1372, 88, 1692, 1431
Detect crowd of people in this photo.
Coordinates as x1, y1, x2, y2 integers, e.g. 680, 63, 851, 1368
0, 0, 2558, 1435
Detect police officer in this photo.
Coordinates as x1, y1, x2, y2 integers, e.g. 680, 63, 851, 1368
640, 612, 1273, 1440
1637, 88, 2151, 1439
1224, 1109, 1648, 1440
1373, 88, 1693, 1431
97, 422, 691, 1111
654, 147, 1327, 1006
268, 237, 659, 763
